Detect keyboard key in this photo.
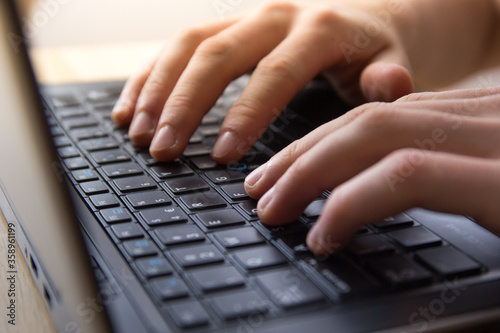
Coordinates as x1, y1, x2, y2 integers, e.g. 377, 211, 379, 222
303, 200, 325, 219
64, 157, 89, 170
155, 224, 205, 245
388, 226, 442, 250
136, 257, 173, 278
367, 255, 432, 288
165, 175, 209, 194
168, 301, 210, 329
111, 223, 144, 239
373, 214, 414, 229
80, 180, 108, 194
189, 265, 245, 292
70, 127, 106, 140
51, 94, 79, 108
256, 268, 324, 309
123, 239, 158, 258
150, 276, 189, 301
91, 149, 131, 164
89, 193, 120, 209
137, 151, 158, 166
183, 143, 212, 157
415, 246, 481, 278
172, 244, 224, 268
71, 169, 98, 182
213, 227, 265, 249
113, 175, 157, 192
55, 108, 88, 119
180, 190, 226, 211
52, 135, 71, 147
238, 201, 258, 217
80, 137, 118, 151
196, 209, 245, 229
100, 207, 132, 223
125, 191, 171, 208
221, 183, 249, 200
190, 156, 218, 170
101, 162, 143, 178
233, 245, 287, 271
210, 290, 269, 320
347, 234, 395, 257
62, 116, 98, 129
57, 146, 80, 158
150, 161, 193, 179
205, 170, 246, 184
141, 206, 188, 225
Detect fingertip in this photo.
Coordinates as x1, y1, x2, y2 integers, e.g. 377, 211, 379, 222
111, 99, 134, 126
361, 62, 414, 102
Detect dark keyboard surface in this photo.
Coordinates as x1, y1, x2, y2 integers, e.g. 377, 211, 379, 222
42, 77, 488, 331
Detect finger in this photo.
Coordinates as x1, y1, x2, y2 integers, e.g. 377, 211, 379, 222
127, 19, 238, 146
256, 107, 500, 224
245, 94, 499, 199
111, 56, 156, 126
149, 3, 299, 161
396, 85, 500, 102
307, 150, 500, 255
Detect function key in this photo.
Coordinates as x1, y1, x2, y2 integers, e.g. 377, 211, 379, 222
125, 191, 171, 208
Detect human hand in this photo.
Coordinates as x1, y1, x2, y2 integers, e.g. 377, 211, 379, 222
111, 1, 414, 164
244, 87, 500, 255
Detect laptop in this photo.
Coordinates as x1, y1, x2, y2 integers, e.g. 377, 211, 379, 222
2, 1, 500, 332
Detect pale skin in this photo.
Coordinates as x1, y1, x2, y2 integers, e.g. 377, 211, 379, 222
112, 0, 500, 255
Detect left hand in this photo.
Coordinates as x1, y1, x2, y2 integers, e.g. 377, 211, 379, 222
244, 86, 500, 255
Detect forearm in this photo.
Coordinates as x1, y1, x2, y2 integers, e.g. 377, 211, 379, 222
391, 0, 500, 88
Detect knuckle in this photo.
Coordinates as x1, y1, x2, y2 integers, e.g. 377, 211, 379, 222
305, 7, 340, 31
258, 1, 298, 16
354, 101, 396, 129
143, 75, 167, 94
256, 53, 297, 80
195, 35, 234, 60
177, 26, 206, 45
382, 148, 428, 186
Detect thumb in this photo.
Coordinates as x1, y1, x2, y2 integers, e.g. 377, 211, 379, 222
360, 51, 414, 102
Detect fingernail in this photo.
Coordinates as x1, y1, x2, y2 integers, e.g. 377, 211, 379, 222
151, 125, 176, 151
129, 112, 155, 137
258, 186, 275, 212
245, 163, 266, 188
111, 99, 127, 122
212, 131, 238, 159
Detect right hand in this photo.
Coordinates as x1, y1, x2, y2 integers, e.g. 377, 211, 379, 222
111, 1, 414, 164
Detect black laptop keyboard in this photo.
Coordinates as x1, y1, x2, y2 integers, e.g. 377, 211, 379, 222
42, 77, 486, 331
